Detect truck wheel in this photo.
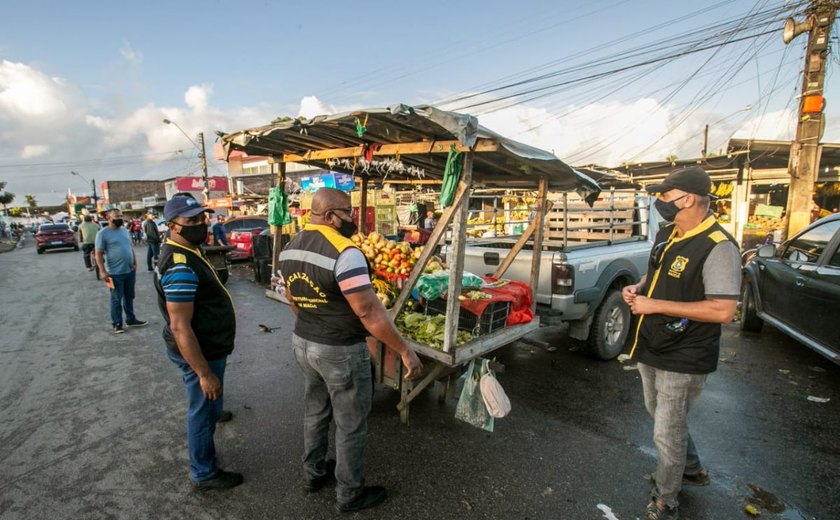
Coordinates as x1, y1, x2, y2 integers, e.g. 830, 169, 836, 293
37, 248, 44, 255
586, 290, 630, 360
740, 282, 763, 332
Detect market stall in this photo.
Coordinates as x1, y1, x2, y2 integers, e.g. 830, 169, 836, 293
219, 104, 599, 423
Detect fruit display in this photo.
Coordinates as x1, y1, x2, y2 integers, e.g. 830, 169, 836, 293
710, 181, 735, 198
352, 232, 446, 277
396, 311, 473, 350
352, 231, 420, 276
747, 215, 783, 231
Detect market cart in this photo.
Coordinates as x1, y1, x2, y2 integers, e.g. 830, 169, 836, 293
219, 104, 599, 423
202, 244, 233, 284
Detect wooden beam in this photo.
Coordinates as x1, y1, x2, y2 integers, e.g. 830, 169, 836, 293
529, 176, 548, 314
282, 138, 498, 163
270, 162, 287, 281
492, 217, 537, 278
443, 152, 473, 353
387, 179, 471, 320
359, 176, 369, 233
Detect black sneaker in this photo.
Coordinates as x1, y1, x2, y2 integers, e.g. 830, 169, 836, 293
304, 459, 336, 493
113, 324, 125, 334
644, 498, 679, 520
126, 319, 148, 327
336, 486, 388, 513
218, 410, 234, 423
193, 470, 244, 490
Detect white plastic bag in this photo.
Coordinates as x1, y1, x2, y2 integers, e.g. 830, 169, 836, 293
480, 366, 511, 418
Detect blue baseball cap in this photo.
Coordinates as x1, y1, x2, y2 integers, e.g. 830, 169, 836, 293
164, 194, 214, 221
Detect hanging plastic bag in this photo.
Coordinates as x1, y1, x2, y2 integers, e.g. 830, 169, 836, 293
454, 359, 494, 432
416, 271, 484, 301
480, 364, 511, 418
268, 186, 292, 226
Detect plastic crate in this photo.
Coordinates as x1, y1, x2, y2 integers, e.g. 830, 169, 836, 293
424, 298, 510, 336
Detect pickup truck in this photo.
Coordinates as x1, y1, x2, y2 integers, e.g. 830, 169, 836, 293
443, 191, 664, 360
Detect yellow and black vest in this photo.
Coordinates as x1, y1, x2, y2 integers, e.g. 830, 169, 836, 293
278, 224, 368, 346
629, 216, 737, 374
154, 240, 236, 360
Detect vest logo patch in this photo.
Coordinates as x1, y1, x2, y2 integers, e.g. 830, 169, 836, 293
287, 271, 328, 308
668, 256, 689, 278
173, 253, 187, 264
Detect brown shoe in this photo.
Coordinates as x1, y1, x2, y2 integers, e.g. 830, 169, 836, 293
218, 410, 233, 423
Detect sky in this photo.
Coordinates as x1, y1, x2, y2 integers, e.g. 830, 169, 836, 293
0, 0, 838, 205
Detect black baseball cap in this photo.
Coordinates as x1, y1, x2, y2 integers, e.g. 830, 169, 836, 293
646, 166, 717, 199
164, 194, 214, 221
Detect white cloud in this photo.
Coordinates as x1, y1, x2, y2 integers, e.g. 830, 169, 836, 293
21, 144, 49, 158
298, 96, 337, 118
185, 84, 212, 112
119, 42, 143, 64
0, 60, 74, 117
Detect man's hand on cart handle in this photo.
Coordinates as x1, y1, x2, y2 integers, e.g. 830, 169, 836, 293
401, 349, 423, 380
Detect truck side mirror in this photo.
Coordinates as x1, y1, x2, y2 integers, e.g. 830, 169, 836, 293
756, 244, 776, 258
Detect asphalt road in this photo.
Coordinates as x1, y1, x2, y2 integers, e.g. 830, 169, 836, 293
0, 240, 838, 520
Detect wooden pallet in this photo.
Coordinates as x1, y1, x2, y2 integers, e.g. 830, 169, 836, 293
544, 198, 635, 243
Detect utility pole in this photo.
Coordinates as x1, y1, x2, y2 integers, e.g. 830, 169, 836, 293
90, 178, 99, 211
702, 124, 709, 157
198, 132, 210, 203
783, 0, 836, 238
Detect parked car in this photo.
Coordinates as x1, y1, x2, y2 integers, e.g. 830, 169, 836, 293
227, 216, 269, 260
35, 223, 79, 254
741, 213, 840, 365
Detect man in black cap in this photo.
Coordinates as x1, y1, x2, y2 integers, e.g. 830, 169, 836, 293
621, 166, 741, 520
154, 194, 242, 490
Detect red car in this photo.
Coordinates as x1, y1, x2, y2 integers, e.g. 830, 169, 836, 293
36, 223, 79, 254
227, 216, 269, 260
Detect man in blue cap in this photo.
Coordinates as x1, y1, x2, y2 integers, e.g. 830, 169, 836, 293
154, 194, 242, 490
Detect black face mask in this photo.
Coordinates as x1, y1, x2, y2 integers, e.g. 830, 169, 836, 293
178, 223, 208, 245
654, 195, 687, 222
111, 218, 124, 227
336, 216, 357, 239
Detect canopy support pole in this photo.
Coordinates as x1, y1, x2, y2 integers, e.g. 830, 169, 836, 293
529, 176, 548, 313
443, 151, 473, 353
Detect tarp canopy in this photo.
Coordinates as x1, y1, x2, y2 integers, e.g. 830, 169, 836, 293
219, 104, 600, 199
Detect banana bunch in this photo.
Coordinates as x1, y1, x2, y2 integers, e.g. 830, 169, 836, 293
710, 182, 734, 198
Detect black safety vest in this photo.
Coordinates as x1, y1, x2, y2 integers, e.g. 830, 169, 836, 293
278, 224, 368, 345
629, 216, 737, 374
154, 240, 236, 360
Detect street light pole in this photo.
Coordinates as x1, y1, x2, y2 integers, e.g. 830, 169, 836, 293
163, 119, 210, 202
71, 171, 99, 211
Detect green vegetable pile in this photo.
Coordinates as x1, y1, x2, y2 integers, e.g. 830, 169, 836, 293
396, 312, 473, 350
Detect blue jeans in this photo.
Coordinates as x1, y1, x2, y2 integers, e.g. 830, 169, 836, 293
109, 272, 137, 327
146, 242, 160, 270
638, 362, 707, 508
291, 334, 372, 504
167, 349, 227, 482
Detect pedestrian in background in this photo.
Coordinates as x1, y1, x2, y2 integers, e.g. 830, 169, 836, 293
154, 194, 241, 490
622, 166, 741, 520
95, 209, 148, 334
130, 218, 143, 245
212, 215, 228, 246
143, 213, 161, 271
78, 215, 100, 272
279, 187, 422, 513
423, 210, 436, 231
